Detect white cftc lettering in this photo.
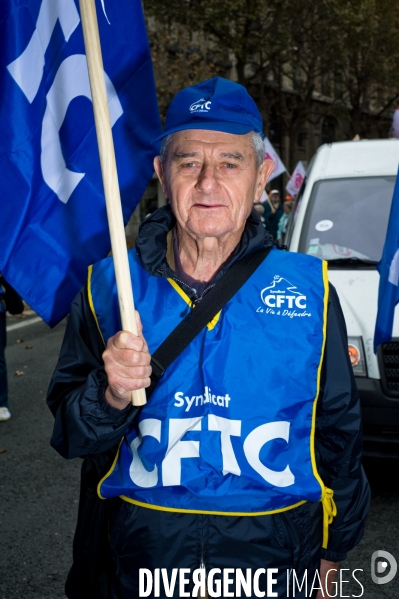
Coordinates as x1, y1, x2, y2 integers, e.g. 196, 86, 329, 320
130, 419, 162, 488
162, 417, 203, 486
128, 416, 295, 488
264, 295, 306, 309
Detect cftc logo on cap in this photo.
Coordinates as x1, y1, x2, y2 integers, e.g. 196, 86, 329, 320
371, 550, 397, 585
189, 98, 212, 113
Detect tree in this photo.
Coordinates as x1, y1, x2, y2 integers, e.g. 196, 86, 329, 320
145, 17, 229, 121
333, 0, 399, 138
143, 0, 281, 122
143, 0, 399, 167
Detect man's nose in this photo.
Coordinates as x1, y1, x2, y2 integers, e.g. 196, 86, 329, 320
196, 163, 220, 194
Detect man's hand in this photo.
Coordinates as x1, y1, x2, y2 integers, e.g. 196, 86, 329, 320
316, 559, 339, 598
103, 312, 151, 410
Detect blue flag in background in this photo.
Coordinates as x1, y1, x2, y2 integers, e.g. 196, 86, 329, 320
374, 168, 399, 351
0, 0, 161, 326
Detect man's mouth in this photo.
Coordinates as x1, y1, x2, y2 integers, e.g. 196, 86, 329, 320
193, 203, 226, 209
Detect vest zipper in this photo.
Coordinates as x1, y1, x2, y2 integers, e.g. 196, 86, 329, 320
191, 284, 215, 309
158, 266, 216, 308
167, 276, 202, 304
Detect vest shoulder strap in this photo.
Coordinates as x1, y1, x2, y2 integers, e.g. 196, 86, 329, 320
148, 246, 273, 395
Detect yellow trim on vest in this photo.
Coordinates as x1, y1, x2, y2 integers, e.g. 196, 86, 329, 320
167, 278, 221, 331
98, 437, 309, 516
308, 260, 335, 548
206, 310, 221, 331
98, 430, 309, 517
167, 278, 193, 307
87, 265, 105, 347
321, 487, 337, 548
97, 438, 124, 499
119, 494, 307, 517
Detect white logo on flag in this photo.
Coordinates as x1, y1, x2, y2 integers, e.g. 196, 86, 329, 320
7, 0, 80, 104
388, 249, 399, 286
6, 0, 123, 204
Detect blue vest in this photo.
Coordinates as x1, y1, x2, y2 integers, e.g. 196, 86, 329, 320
89, 247, 335, 543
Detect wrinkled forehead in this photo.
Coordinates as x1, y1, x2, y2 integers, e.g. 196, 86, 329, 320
168, 129, 256, 159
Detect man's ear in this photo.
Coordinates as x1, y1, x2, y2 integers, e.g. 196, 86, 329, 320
263, 159, 275, 182
154, 156, 168, 199
255, 159, 275, 201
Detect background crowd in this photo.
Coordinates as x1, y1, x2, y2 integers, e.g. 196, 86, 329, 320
253, 189, 294, 243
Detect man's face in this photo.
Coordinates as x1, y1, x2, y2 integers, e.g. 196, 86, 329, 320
270, 192, 280, 206
284, 202, 293, 214
154, 130, 273, 240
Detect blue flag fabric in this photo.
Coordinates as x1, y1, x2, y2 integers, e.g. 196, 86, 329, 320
0, 0, 161, 326
374, 168, 399, 351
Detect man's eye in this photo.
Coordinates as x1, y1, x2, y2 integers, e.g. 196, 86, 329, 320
224, 163, 237, 169
182, 162, 197, 168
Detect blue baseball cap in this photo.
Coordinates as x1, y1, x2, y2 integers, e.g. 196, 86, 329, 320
159, 77, 264, 140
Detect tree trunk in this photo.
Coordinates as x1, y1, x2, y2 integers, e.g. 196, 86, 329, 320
349, 103, 363, 139
236, 58, 246, 86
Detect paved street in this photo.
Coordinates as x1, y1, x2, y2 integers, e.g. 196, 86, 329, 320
0, 315, 80, 599
0, 314, 398, 598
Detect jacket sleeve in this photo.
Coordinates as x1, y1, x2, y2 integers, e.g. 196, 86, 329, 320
316, 284, 370, 562
46, 284, 138, 459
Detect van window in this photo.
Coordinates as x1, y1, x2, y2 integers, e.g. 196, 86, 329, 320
298, 176, 395, 263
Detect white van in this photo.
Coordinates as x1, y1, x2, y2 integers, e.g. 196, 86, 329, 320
286, 139, 399, 457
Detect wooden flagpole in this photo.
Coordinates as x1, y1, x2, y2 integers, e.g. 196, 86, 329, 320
79, 0, 147, 406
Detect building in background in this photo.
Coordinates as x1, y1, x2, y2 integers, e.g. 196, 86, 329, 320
126, 1, 398, 237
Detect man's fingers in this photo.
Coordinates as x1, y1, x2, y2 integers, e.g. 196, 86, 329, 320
105, 346, 151, 368
109, 364, 152, 380
103, 326, 152, 404
107, 373, 151, 395
112, 330, 145, 352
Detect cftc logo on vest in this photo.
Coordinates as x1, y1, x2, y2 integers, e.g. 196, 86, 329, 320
257, 275, 311, 318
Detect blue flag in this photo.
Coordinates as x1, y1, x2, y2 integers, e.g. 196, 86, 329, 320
374, 168, 399, 351
0, 0, 161, 326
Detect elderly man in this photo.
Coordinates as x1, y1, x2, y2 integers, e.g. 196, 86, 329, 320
47, 77, 369, 599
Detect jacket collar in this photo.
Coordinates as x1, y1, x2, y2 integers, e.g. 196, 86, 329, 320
135, 204, 274, 293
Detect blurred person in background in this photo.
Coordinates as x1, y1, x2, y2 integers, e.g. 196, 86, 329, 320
277, 198, 294, 243
0, 275, 24, 421
263, 189, 283, 239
